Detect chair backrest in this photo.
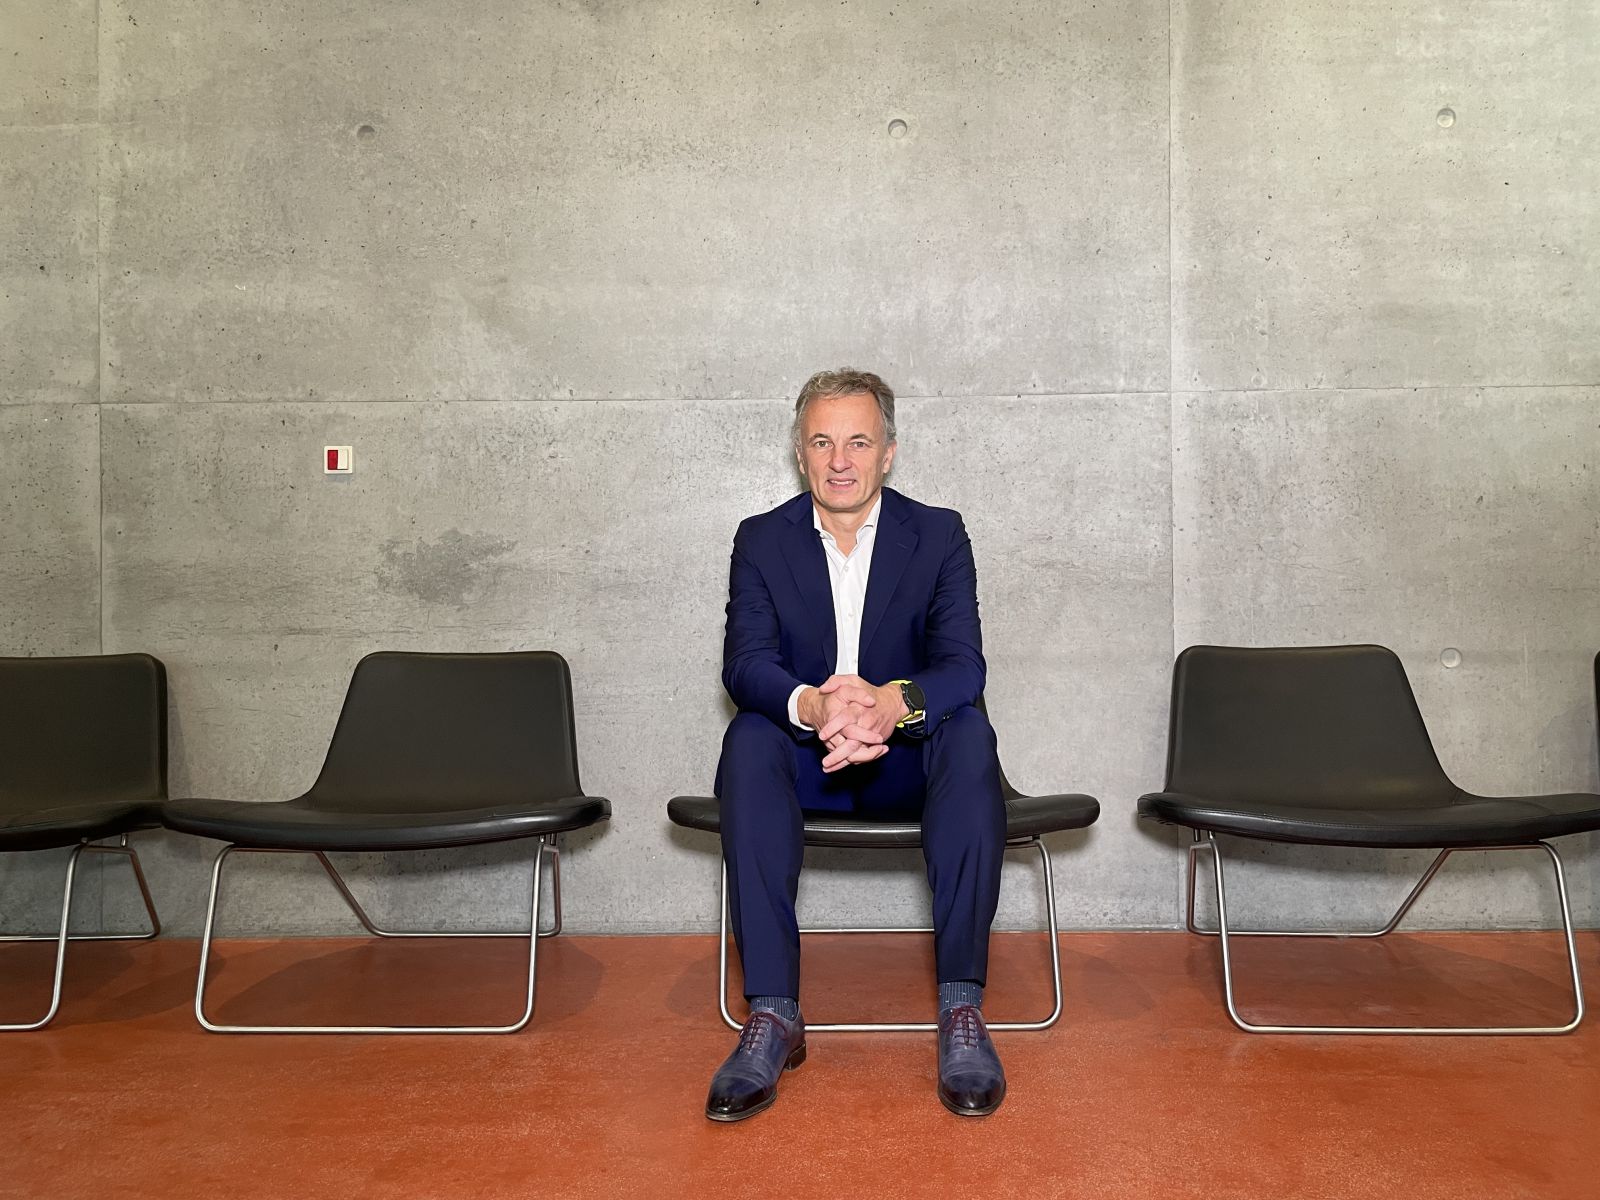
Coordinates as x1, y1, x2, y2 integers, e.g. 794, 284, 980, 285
1163, 644, 1456, 808
303, 651, 583, 810
0, 654, 168, 814
973, 694, 1022, 801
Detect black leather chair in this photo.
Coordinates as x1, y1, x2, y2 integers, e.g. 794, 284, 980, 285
669, 703, 1098, 1033
163, 651, 609, 1034
1, 654, 165, 1031
1139, 644, 1600, 1035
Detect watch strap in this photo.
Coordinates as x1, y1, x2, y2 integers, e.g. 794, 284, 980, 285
891, 679, 926, 731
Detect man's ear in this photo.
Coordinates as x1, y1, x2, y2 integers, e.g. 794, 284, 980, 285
882, 441, 897, 474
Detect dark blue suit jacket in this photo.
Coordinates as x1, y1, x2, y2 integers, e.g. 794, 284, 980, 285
719, 487, 986, 809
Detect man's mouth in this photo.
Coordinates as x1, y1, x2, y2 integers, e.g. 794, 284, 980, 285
826, 477, 856, 489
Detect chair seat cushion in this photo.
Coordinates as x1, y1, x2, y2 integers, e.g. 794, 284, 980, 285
0, 799, 162, 852
163, 794, 611, 851
668, 792, 1099, 849
1138, 789, 1600, 849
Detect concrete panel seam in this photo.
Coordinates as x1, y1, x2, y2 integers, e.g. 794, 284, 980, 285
1165, 0, 1183, 927
93, 384, 1593, 410
1177, 382, 1600, 396
100, 391, 1183, 407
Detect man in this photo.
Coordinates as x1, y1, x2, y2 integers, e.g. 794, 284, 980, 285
706, 368, 1007, 1122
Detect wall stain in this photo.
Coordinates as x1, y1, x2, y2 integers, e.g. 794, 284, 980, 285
375, 529, 517, 608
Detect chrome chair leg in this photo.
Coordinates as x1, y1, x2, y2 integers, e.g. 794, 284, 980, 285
1195, 831, 1585, 1035
313, 842, 561, 939
718, 837, 1065, 1033
194, 838, 550, 1034
1185, 828, 1451, 938
1, 837, 162, 1033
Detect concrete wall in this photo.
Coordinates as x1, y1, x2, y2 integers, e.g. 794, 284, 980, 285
2, 0, 1596, 940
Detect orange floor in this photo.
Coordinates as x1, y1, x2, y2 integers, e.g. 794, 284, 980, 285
4, 928, 1597, 1200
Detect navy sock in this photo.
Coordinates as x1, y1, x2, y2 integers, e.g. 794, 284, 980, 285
939, 981, 984, 1013
749, 995, 800, 1021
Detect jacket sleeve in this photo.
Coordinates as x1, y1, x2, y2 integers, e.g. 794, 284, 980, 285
915, 513, 987, 730
721, 521, 807, 732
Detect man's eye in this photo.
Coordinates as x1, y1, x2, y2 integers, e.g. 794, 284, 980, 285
850, 441, 869, 450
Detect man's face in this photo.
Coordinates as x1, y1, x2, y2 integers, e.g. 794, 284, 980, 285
795, 391, 897, 517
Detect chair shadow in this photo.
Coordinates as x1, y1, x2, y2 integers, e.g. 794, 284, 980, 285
0, 940, 192, 1029
199, 935, 605, 1030
1058, 940, 1159, 1021
664, 940, 729, 1021
1180, 928, 1587, 1027
658, 927, 1147, 1028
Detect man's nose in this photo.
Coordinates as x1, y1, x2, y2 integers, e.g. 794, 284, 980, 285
828, 444, 851, 471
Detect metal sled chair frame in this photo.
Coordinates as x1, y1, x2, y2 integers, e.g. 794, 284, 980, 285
1, 835, 161, 1032
194, 837, 563, 1035
1186, 830, 1584, 1036
718, 835, 1062, 1034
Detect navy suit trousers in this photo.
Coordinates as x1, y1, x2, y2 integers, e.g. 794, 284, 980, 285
716, 704, 1006, 999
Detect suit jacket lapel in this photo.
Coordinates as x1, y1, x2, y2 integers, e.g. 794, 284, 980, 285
781, 499, 837, 671
859, 492, 917, 663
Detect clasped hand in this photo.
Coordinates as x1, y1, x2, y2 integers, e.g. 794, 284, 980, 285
798, 675, 909, 773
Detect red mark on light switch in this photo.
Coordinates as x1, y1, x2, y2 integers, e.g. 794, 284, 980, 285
327, 447, 339, 471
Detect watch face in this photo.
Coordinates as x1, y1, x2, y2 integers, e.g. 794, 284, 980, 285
903, 680, 927, 712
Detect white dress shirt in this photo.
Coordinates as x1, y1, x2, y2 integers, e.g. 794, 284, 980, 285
786, 496, 882, 733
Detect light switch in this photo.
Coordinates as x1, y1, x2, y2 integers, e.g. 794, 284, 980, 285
324, 446, 353, 474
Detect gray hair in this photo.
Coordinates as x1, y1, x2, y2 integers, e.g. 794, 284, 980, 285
791, 368, 897, 449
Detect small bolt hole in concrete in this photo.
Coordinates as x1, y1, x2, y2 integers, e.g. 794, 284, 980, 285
1436, 107, 1456, 128
887, 118, 909, 139
356, 123, 378, 141
1440, 648, 1463, 669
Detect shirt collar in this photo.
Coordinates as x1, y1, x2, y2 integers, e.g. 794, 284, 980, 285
813, 495, 883, 544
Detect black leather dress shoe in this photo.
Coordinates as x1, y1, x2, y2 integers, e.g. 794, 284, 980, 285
937, 1004, 1006, 1116
705, 1008, 807, 1123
